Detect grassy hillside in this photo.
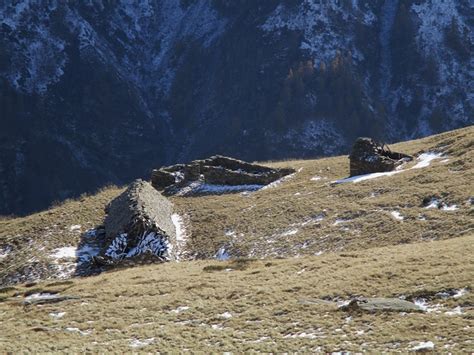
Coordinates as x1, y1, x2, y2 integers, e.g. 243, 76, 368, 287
0, 126, 472, 352
174, 126, 473, 259
0, 235, 472, 352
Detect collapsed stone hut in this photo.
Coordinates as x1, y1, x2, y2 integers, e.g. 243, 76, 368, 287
98, 179, 176, 265
349, 138, 413, 177
151, 155, 295, 195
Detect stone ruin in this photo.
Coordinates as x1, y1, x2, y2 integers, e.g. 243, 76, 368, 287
93, 155, 295, 268
349, 138, 412, 176
151, 155, 295, 195
95, 179, 176, 266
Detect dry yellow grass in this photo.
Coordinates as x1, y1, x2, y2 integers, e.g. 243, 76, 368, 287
0, 235, 472, 352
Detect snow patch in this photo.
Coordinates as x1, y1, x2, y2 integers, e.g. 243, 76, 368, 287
129, 338, 155, 348
171, 213, 188, 260
333, 218, 350, 226
412, 152, 444, 169
69, 225, 82, 232
261, 172, 296, 190
170, 306, 190, 314
219, 312, 233, 319
390, 211, 404, 221
65, 327, 91, 336
25, 293, 58, 301
281, 229, 299, 236
445, 306, 463, 316
441, 204, 458, 211
50, 312, 66, 319
453, 288, 468, 298
50, 244, 100, 263
175, 182, 263, 196
411, 341, 435, 352
51, 247, 77, 259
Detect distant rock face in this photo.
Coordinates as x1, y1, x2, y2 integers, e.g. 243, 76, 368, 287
151, 155, 295, 195
349, 138, 412, 176
100, 180, 176, 265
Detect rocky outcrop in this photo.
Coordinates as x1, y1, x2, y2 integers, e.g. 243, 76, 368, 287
98, 180, 176, 265
151, 155, 295, 195
349, 138, 412, 176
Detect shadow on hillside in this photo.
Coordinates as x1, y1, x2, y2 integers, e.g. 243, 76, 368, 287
72, 225, 107, 278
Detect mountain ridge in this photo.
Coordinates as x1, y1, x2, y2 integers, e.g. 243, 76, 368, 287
1, 0, 472, 215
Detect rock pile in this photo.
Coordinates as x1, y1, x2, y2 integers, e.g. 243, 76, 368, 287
349, 138, 412, 176
151, 155, 295, 195
97, 180, 176, 265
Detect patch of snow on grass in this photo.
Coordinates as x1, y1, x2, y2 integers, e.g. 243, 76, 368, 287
453, 288, 468, 299
51, 247, 77, 259
261, 173, 296, 190
281, 229, 299, 236
219, 312, 233, 319
170, 306, 190, 314
284, 332, 320, 340
25, 293, 58, 301
411, 341, 435, 352
412, 152, 443, 169
441, 204, 458, 211
224, 230, 236, 237
390, 211, 404, 221
129, 338, 155, 348
413, 299, 442, 313
333, 170, 400, 184
333, 218, 350, 226
65, 327, 91, 336
69, 225, 82, 232
171, 213, 188, 260
445, 306, 463, 316
50, 312, 66, 319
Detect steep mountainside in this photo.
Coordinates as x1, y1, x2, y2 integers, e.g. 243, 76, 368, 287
1, 0, 472, 215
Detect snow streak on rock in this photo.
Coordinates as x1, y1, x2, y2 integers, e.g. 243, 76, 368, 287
105, 232, 169, 261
